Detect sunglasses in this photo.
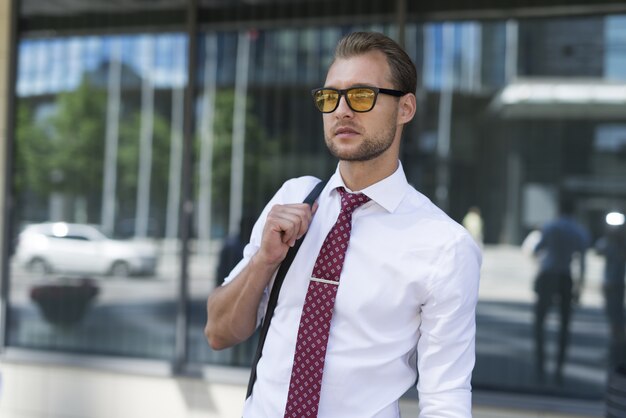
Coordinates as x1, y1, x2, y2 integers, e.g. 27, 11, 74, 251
311, 86, 407, 113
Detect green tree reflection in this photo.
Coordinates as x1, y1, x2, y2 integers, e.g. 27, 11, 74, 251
15, 79, 278, 239
206, 90, 279, 238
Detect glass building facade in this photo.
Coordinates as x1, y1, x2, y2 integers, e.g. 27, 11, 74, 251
2, 0, 626, 406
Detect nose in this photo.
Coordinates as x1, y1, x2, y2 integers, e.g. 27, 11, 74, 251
334, 93, 354, 118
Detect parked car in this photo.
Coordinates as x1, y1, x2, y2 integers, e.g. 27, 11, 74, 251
14, 222, 158, 277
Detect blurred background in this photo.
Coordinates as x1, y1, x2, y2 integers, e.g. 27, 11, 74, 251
1, 0, 626, 417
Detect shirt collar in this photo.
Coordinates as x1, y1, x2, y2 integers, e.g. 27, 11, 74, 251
325, 161, 409, 213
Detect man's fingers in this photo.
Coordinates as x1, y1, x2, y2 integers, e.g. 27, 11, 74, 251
258, 202, 318, 265
274, 214, 299, 246
267, 204, 313, 246
311, 201, 319, 214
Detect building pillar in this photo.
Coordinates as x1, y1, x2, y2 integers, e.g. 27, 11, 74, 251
0, 0, 11, 208
0, 0, 16, 348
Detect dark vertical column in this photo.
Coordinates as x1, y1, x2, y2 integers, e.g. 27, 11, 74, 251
174, 0, 198, 373
396, 0, 407, 47
0, 0, 19, 351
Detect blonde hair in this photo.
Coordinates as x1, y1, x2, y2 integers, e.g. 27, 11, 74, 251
334, 31, 417, 94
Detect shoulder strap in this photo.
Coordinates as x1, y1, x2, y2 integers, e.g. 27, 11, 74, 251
246, 179, 327, 399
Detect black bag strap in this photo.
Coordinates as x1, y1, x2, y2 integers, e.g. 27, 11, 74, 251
246, 179, 327, 399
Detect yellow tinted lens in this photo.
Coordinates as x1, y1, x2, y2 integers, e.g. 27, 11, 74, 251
347, 88, 376, 111
314, 89, 339, 112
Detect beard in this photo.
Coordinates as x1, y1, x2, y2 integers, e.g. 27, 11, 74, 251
325, 121, 397, 162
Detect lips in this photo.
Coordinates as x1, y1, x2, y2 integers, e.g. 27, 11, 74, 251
334, 126, 360, 136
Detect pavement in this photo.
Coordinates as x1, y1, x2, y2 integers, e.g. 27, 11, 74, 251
401, 401, 603, 417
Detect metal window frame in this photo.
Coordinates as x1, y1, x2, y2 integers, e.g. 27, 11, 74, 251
0, 0, 20, 353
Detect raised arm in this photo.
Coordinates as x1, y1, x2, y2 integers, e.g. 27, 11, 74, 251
204, 201, 317, 350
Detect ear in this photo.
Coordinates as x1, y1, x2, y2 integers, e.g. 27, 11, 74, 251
397, 93, 417, 125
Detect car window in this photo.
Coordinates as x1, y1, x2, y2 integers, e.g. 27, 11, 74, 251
46, 233, 90, 241
64, 235, 90, 241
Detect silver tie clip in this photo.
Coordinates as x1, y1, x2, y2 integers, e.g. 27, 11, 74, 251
311, 277, 339, 286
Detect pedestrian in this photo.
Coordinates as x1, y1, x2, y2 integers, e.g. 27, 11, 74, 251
532, 196, 590, 385
215, 215, 256, 289
205, 31, 481, 418
463, 206, 484, 246
214, 214, 257, 365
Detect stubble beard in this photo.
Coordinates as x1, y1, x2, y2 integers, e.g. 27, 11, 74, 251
325, 122, 397, 162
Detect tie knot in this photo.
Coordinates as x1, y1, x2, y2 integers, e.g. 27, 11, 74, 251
337, 187, 370, 214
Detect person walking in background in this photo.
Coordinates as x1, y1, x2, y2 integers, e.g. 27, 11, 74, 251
215, 215, 256, 289
205, 32, 481, 417
463, 206, 484, 246
215, 215, 256, 365
533, 196, 590, 385
595, 222, 626, 368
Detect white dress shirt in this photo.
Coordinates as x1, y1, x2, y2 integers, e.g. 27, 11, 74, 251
223, 162, 482, 418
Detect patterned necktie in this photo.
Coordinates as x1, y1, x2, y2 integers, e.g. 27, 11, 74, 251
283, 187, 370, 418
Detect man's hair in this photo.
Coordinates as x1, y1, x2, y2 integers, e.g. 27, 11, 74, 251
334, 32, 417, 95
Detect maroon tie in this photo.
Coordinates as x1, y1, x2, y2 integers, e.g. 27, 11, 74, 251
283, 187, 370, 418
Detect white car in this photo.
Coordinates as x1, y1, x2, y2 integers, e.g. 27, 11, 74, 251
14, 222, 158, 277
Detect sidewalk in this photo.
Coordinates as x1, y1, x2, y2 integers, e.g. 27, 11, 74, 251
399, 399, 604, 417
398, 389, 605, 417
471, 407, 599, 418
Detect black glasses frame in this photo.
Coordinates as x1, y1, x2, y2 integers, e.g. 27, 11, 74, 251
311, 86, 406, 113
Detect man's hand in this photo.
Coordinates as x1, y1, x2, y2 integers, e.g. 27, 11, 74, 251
205, 200, 317, 350
255, 202, 318, 267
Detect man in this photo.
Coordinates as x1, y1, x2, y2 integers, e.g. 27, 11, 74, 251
533, 196, 590, 384
205, 32, 481, 418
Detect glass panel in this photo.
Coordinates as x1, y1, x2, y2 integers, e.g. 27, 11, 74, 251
10, 2, 626, 405
10, 33, 188, 359
191, 15, 626, 403
189, 25, 394, 366
405, 16, 625, 400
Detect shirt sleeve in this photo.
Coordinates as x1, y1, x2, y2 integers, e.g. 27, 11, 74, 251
416, 231, 481, 418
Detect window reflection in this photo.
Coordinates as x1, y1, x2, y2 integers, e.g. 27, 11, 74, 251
9, 12, 626, 402
11, 33, 187, 360
189, 19, 626, 398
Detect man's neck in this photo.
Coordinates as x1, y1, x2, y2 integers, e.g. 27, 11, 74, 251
338, 158, 399, 192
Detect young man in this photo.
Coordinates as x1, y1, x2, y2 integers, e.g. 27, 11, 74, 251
205, 32, 481, 418
533, 197, 590, 384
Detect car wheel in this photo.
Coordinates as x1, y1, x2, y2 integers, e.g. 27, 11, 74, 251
29, 258, 51, 275
110, 261, 131, 277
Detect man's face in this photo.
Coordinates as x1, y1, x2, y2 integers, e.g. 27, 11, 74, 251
322, 50, 401, 162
